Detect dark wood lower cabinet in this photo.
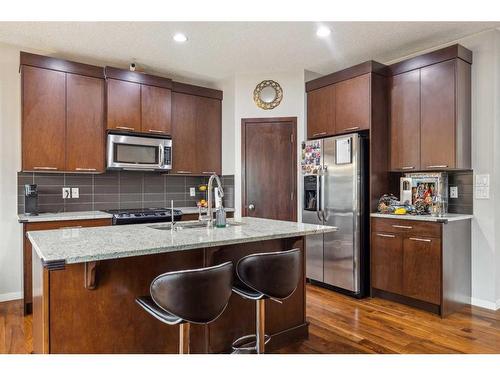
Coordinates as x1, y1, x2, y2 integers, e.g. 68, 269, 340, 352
31, 237, 306, 353
22, 218, 112, 315
371, 217, 471, 317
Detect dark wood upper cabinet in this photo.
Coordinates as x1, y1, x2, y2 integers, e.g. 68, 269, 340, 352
196, 96, 221, 175
390, 70, 421, 171
171, 91, 222, 175
307, 85, 335, 139
171, 92, 198, 174
421, 60, 463, 170
66, 74, 105, 172
106, 78, 141, 132
22, 66, 66, 171
402, 236, 441, 305
141, 85, 171, 135
371, 231, 403, 295
335, 73, 371, 134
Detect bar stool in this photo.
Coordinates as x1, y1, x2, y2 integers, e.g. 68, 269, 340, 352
232, 248, 301, 354
136, 261, 233, 354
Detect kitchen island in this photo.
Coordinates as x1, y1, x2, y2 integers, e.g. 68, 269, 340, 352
27, 217, 336, 353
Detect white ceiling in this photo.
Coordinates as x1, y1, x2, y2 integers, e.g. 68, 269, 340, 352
0, 22, 498, 84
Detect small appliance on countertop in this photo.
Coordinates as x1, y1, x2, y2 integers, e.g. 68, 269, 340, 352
24, 184, 39, 216
105, 208, 183, 225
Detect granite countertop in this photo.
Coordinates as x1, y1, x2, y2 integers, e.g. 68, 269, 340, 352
370, 213, 474, 223
27, 217, 337, 265
18, 211, 113, 223
18, 207, 236, 223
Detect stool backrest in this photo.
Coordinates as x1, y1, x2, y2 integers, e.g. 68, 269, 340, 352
150, 261, 233, 324
236, 248, 301, 300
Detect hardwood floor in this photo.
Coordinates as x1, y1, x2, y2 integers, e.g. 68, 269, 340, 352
2, 284, 500, 354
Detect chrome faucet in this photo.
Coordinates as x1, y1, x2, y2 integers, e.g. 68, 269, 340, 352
199, 174, 224, 227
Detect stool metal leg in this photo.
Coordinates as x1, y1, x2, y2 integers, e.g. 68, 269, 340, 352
179, 322, 190, 354
256, 299, 265, 354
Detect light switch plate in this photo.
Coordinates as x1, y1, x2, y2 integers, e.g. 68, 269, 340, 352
450, 186, 458, 199
190, 187, 196, 197
475, 174, 490, 199
62, 187, 71, 199
71, 188, 79, 199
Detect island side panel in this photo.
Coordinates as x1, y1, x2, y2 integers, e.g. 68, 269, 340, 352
205, 237, 306, 353
46, 250, 206, 354
32, 248, 50, 354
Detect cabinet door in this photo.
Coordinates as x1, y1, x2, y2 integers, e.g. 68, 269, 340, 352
390, 70, 421, 171
371, 232, 403, 295
66, 74, 105, 172
403, 236, 441, 305
420, 60, 456, 169
307, 85, 335, 139
171, 92, 198, 174
141, 85, 172, 135
22, 66, 66, 171
335, 74, 370, 134
196, 96, 221, 175
106, 78, 141, 131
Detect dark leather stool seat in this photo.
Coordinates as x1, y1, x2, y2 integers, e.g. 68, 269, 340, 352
232, 248, 301, 354
136, 261, 233, 354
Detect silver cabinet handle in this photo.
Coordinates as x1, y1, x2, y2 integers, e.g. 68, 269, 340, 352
248, 204, 255, 211
342, 126, 360, 132
148, 129, 166, 134
376, 233, 395, 238
33, 166, 58, 170
176, 171, 192, 174
392, 225, 413, 229
401, 166, 415, 170
202, 171, 216, 175
116, 126, 135, 131
59, 225, 83, 229
75, 168, 97, 171
312, 132, 327, 137
427, 165, 448, 168
409, 237, 432, 243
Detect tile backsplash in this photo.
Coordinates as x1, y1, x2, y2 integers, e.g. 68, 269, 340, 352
448, 171, 473, 214
18, 171, 234, 214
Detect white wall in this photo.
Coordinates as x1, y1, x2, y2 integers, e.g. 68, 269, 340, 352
217, 70, 307, 221
385, 29, 500, 310
0, 42, 22, 302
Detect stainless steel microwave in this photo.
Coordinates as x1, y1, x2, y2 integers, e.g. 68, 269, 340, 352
106, 133, 172, 171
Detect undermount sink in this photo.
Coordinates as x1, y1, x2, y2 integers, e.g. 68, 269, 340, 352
148, 221, 244, 231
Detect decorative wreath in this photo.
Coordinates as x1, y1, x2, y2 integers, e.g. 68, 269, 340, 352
253, 80, 283, 110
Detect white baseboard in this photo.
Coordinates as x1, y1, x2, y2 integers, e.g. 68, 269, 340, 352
471, 297, 500, 310
0, 292, 23, 303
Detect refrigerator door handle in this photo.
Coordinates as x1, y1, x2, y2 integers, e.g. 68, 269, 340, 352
316, 174, 322, 221
321, 168, 328, 222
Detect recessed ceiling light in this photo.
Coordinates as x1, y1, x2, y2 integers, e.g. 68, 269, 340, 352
173, 33, 188, 43
316, 26, 331, 38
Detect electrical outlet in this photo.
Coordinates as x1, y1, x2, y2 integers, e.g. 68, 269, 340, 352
190, 187, 196, 197
62, 187, 71, 199
450, 186, 458, 199
71, 188, 79, 199
475, 174, 490, 199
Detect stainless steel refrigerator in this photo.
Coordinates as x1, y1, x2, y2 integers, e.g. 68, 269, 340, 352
301, 133, 369, 297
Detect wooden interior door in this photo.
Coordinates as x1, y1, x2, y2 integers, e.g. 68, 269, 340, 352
106, 78, 141, 131
307, 85, 335, 139
22, 66, 66, 171
420, 60, 456, 169
390, 70, 421, 171
141, 85, 172, 135
241, 117, 297, 221
66, 73, 105, 172
335, 73, 371, 134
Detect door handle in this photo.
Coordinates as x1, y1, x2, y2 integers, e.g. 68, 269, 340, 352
341, 126, 360, 132
376, 233, 395, 238
427, 165, 448, 169
392, 224, 413, 229
409, 237, 432, 243
116, 126, 135, 131
401, 166, 415, 170
312, 132, 327, 137
248, 204, 255, 211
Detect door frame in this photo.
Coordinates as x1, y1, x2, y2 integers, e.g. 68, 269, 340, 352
241, 117, 298, 221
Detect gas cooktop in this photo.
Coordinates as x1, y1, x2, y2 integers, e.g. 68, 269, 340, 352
105, 208, 183, 225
